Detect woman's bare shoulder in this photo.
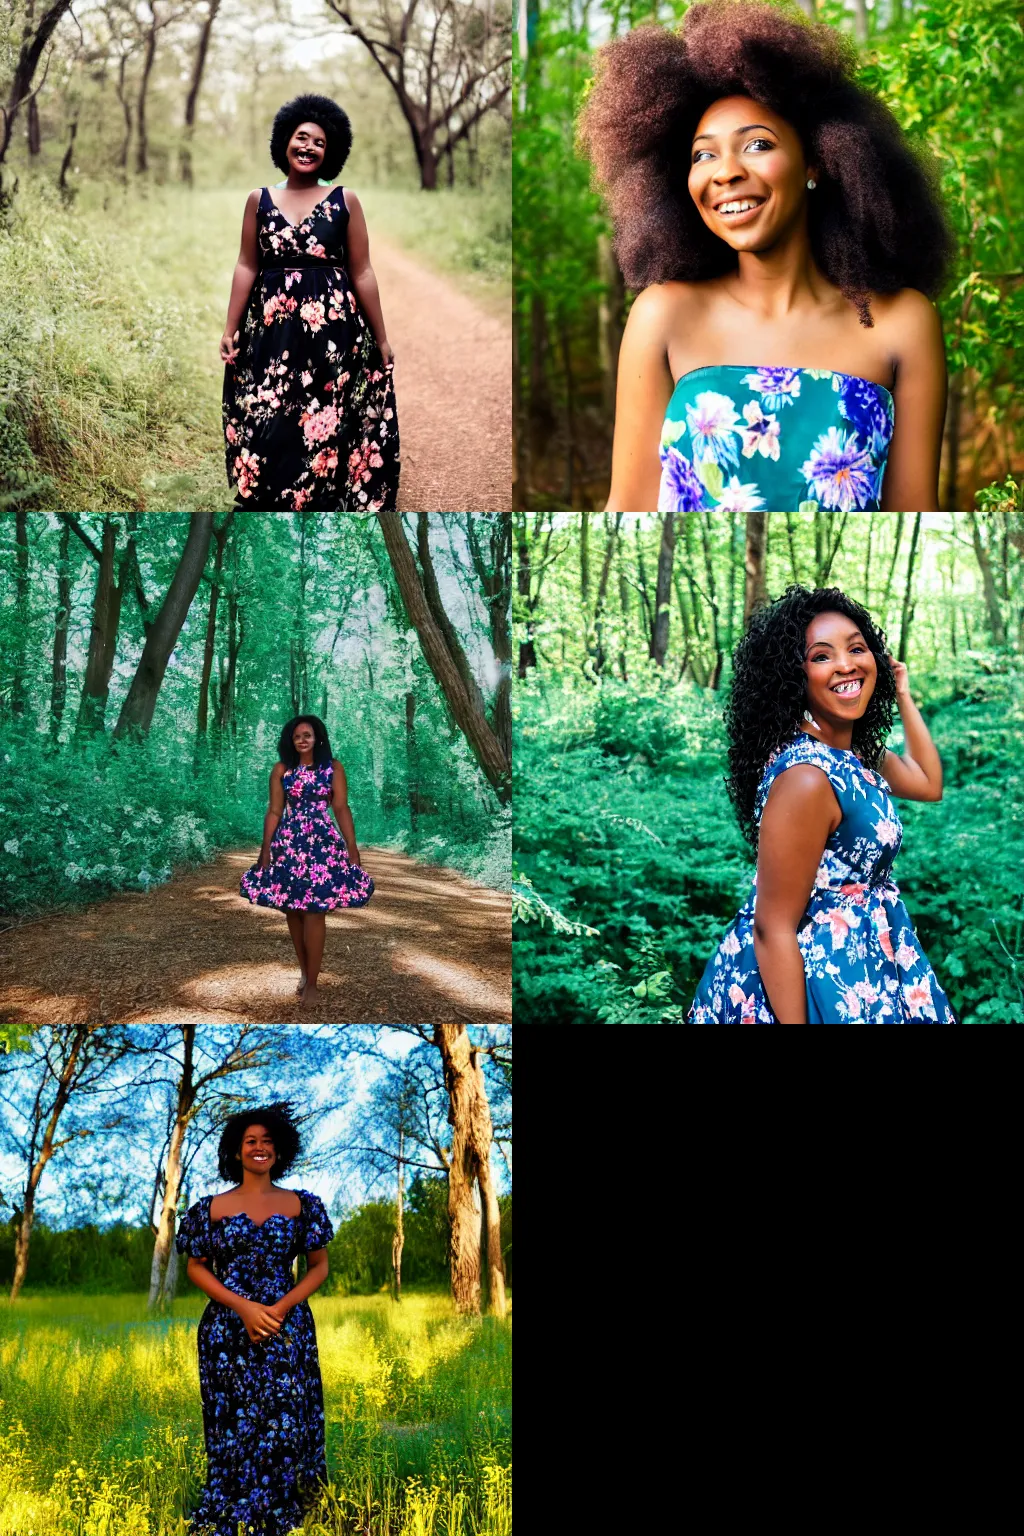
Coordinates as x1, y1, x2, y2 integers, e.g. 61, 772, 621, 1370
629, 279, 715, 324
270, 761, 285, 779
869, 288, 943, 347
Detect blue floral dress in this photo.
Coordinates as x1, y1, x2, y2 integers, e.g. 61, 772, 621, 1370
175, 1189, 335, 1536
239, 763, 374, 911
659, 365, 894, 512
689, 735, 956, 1024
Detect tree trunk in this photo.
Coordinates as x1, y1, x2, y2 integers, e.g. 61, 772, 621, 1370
115, 54, 132, 172
149, 1028, 197, 1308
593, 512, 623, 674
880, 512, 905, 618
405, 691, 418, 830
10, 1026, 90, 1302
115, 515, 214, 737
743, 512, 767, 627
135, 12, 158, 176
391, 1126, 404, 1303
58, 117, 78, 197
50, 518, 71, 733
580, 512, 590, 604
377, 512, 511, 802
433, 1024, 506, 1318
180, 0, 221, 184
969, 511, 1007, 646
649, 513, 676, 665
196, 513, 233, 746
897, 512, 923, 663
27, 95, 40, 155
515, 517, 537, 677
76, 518, 125, 738
0, 2, 74, 188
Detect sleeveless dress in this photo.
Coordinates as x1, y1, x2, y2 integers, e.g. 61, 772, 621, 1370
688, 734, 956, 1024
659, 365, 894, 513
239, 762, 374, 911
174, 1189, 335, 1536
223, 185, 399, 512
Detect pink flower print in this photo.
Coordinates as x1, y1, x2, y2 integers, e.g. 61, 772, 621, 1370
873, 909, 895, 962
842, 987, 863, 1020
348, 442, 374, 485
347, 290, 358, 313
301, 371, 313, 387
853, 980, 880, 1004
722, 929, 742, 957
741, 401, 781, 461
300, 403, 339, 449
369, 450, 384, 469
874, 817, 900, 847
903, 976, 934, 1019
300, 299, 327, 333
226, 424, 237, 444
815, 908, 855, 951
840, 882, 867, 901
894, 940, 918, 970
306, 239, 326, 258
290, 488, 311, 510
311, 448, 339, 477
233, 449, 261, 499
285, 270, 301, 289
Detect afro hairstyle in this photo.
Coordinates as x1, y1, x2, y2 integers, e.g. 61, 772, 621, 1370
277, 715, 334, 770
724, 585, 896, 848
217, 1102, 302, 1182
578, 0, 953, 325
270, 94, 352, 181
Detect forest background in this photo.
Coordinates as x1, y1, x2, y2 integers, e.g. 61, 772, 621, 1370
513, 0, 1024, 513
0, 0, 512, 511
0, 1022, 511, 1536
0, 510, 512, 921
513, 509, 1024, 1024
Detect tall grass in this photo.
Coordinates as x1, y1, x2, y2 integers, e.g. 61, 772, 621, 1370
0, 1291, 511, 1536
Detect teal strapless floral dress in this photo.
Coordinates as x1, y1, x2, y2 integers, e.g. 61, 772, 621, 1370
688, 735, 956, 1025
659, 365, 894, 513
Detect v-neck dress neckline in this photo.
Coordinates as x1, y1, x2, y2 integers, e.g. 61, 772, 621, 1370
263, 185, 340, 229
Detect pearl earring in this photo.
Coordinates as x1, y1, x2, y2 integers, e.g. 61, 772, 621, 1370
803, 709, 821, 730
806, 178, 817, 189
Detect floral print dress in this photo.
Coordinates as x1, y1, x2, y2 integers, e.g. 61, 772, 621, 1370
659, 365, 894, 513
239, 762, 374, 911
689, 734, 956, 1024
175, 1189, 335, 1536
223, 185, 399, 511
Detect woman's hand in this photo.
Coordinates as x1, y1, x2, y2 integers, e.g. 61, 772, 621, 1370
256, 849, 272, 870
886, 654, 912, 701
378, 338, 394, 366
220, 330, 240, 365
237, 1298, 283, 1342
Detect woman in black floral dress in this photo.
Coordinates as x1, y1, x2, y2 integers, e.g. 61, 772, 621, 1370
175, 1103, 335, 1536
221, 93, 399, 510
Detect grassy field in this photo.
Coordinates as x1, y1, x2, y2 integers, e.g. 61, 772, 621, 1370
0, 1290, 511, 1536
0, 178, 509, 512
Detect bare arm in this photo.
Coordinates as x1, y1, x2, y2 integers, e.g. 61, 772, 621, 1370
753, 766, 840, 1025
331, 758, 361, 865
605, 285, 675, 513
273, 1249, 329, 1314
343, 189, 393, 365
880, 289, 947, 512
221, 189, 261, 365
878, 658, 943, 801
258, 764, 285, 868
186, 1255, 285, 1342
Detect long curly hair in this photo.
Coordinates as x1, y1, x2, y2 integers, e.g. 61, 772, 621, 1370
577, 0, 952, 324
270, 94, 352, 180
217, 1102, 302, 1183
725, 585, 896, 847
277, 715, 333, 769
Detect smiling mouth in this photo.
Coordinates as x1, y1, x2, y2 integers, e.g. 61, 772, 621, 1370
250, 1153, 271, 1163
712, 195, 767, 221
831, 678, 864, 698
295, 152, 317, 164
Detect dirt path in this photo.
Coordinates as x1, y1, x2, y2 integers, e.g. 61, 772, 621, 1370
0, 849, 511, 1025
373, 241, 512, 513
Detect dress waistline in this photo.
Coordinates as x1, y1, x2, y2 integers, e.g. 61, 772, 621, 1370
259, 256, 346, 271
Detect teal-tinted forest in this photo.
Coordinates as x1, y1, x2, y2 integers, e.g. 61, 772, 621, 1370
0, 511, 511, 917
513, 509, 1024, 1023
514, 0, 1024, 512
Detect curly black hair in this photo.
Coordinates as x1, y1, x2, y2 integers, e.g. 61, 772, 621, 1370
277, 715, 333, 769
217, 1102, 302, 1183
578, 0, 953, 325
725, 585, 896, 847
270, 94, 352, 181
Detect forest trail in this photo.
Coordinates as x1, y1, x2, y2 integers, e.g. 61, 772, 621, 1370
0, 849, 511, 1026
374, 241, 512, 513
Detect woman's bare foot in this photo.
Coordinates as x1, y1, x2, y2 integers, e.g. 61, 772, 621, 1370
299, 982, 319, 1007
296, 972, 307, 997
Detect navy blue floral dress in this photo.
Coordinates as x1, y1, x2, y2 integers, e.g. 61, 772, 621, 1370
689, 734, 956, 1024
239, 763, 374, 911
175, 1189, 335, 1536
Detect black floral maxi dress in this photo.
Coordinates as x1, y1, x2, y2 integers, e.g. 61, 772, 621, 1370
223, 185, 399, 511
175, 1190, 335, 1536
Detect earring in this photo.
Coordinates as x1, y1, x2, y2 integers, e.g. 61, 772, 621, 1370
803, 709, 821, 730
806, 178, 817, 189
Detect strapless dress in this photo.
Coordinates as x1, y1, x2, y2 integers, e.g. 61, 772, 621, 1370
658, 365, 894, 513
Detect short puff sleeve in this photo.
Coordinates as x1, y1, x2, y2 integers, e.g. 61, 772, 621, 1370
175, 1197, 211, 1259
298, 1190, 334, 1253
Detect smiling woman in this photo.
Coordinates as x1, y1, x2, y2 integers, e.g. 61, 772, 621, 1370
688, 585, 957, 1024
578, 0, 953, 513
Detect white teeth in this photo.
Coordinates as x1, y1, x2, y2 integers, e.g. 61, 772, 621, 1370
717, 199, 762, 214
832, 680, 862, 695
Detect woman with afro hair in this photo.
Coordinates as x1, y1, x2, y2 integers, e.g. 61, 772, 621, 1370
221, 93, 399, 511
175, 1103, 336, 1536
689, 587, 956, 1023
579, 0, 953, 514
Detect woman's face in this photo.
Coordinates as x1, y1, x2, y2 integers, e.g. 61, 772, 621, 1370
287, 121, 326, 177
239, 1124, 276, 1174
293, 722, 316, 757
688, 95, 815, 253
803, 611, 878, 724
